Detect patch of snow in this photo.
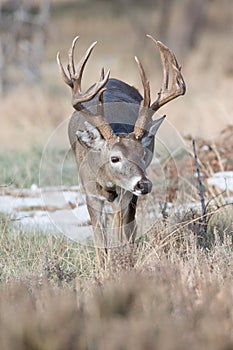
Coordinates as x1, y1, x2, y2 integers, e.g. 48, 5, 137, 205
14, 211, 53, 230
41, 190, 79, 209
1, 181, 232, 245
12, 204, 93, 242
177, 202, 201, 212
13, 196, 44, 210
0, 195, 16, 213
47, 206, 90, 227
30, 184, 39, 192
0, 190, 83, 213
207, 171, 233, 191
225, 197, 233, 204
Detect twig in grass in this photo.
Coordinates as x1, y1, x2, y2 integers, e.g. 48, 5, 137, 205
192, 140, 207, 236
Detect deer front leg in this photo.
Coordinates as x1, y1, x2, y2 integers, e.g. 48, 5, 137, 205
112, 192, 138, 243
86, 195, 108, 265
122, 194, 138, 242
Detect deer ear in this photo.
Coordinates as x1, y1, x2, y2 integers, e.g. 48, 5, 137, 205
141, 115, 166, 147
76, 121, 105, 150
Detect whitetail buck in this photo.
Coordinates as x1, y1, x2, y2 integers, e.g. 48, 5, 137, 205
57, 35, 185, 249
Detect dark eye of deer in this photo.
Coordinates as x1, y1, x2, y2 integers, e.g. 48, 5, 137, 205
111, 156, 121, 163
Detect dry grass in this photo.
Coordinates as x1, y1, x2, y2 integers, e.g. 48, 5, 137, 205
0, 210, 233, 349
0, 85, 71, 150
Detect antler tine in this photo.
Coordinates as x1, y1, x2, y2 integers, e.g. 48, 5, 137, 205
134, 56, 151, 139
97, 69, 106, 115
72, 40, 97, 94
72, 67, 110, 109
146, 35, 186, 112
134, 56, 151, 108
100, 67, 105, 80
95, 72, 117, 142
157, 41, 169, 91
57, 52, 73, 88
67, 35, 79, 78
98, 72, 105, 107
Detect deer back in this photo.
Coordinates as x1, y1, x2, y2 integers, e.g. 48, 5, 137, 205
68, 78, 144, 150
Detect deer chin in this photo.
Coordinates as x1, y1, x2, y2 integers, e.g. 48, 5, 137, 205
132, 187, 152, 196
132, 189, 145, 196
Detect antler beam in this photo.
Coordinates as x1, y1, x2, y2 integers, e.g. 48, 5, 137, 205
133, 35, 186, 139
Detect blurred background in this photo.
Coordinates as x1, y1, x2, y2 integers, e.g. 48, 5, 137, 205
0, 0, 232, 150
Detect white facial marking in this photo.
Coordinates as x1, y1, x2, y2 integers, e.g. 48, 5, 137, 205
133, 189, 144, 196
128, 176, 142, 191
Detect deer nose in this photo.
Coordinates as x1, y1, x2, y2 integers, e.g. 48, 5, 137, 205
134, 178, 152, 195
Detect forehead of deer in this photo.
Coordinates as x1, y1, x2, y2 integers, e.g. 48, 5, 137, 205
109, 133, 136, 144
109, 134, 144, 154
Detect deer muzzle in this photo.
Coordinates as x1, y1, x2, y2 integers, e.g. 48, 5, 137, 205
134, 177, 152, 195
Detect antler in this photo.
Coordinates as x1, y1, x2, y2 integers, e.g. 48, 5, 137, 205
134, 35, 186, 139
57, 36, 116, 142
134, 56, 151, 139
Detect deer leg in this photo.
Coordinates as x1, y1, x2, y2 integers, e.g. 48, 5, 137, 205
86, 196, 108, 265
122, 195, 138, 242
112, 210, 123, 243
112, 193, 138, 244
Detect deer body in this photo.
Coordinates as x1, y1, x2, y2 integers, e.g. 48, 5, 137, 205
57, 36, 185, 248
68, 78, 161, 245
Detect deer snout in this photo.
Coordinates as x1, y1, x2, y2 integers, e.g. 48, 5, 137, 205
134, 178, 152, 195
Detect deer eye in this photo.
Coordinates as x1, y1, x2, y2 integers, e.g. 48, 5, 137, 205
111, 156, 121, 163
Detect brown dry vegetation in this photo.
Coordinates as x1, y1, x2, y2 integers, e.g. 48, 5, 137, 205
0, 1, 233, 349
0, 213, 233, 349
